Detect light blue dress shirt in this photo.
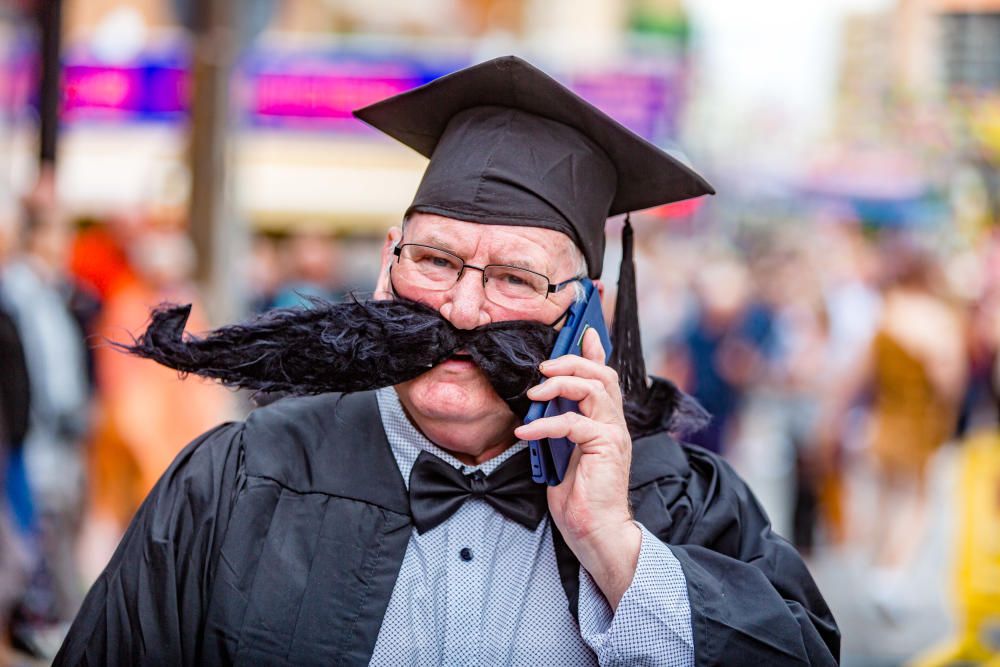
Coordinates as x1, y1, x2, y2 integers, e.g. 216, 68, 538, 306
370, 387, 695, 666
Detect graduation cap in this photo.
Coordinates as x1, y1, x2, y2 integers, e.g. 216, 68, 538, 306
353, 55, 714, 402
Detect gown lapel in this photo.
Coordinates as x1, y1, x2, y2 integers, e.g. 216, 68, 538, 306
220, 392, 414, 666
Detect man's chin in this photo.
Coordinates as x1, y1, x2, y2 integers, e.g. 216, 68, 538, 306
398, 369, 511, 424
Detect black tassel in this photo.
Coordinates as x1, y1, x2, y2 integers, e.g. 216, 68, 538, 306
609, 214, 648, 403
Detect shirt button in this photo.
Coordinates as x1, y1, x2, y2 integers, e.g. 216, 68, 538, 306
459, 547, 473, 562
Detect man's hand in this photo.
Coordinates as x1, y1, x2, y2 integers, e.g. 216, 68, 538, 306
514, 328, 641, 610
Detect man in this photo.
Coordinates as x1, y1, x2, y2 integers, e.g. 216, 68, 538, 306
56, 56, 838, 666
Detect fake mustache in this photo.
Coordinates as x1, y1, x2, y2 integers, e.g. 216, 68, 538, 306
116, 296, 558, 417
119, 296, 710, 437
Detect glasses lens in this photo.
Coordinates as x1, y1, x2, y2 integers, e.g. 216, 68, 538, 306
397, 245, 463, 290
484, 265, 548, 307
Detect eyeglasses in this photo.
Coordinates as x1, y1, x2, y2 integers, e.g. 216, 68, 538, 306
392, 243, 582, 310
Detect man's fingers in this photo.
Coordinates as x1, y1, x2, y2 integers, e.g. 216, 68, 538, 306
515, 411, 620, 449
526, 376, 619, 421
540, 351, 621, 402
581, 327, 605, 363
528, 375, 604, 402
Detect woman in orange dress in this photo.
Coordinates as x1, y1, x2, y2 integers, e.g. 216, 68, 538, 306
820, 238, 966, 573
84, 229, 235, 576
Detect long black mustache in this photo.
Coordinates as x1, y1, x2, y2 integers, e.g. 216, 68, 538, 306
115, 296, 558, 416
118, 295, 710, 437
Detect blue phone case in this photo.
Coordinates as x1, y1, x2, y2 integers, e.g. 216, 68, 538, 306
524, 279, 612, 485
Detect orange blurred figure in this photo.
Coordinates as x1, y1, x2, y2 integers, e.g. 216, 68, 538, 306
85, 227, 235, 571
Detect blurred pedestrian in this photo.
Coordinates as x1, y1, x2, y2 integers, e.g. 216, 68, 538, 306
818, 235, 966, 608
736, 240, 832, 550
247, 232, 282, 313
83, 227, 234, 576
68, 213, 143, 304
268, 229, 347, 309
961, 235, 1000, 431
0, 186, 93, 649
812, 223, 883, 545
670, 254, 776, 454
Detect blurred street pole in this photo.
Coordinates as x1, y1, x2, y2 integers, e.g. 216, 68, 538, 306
187, 0, 242, 323
35, 0, 62, 170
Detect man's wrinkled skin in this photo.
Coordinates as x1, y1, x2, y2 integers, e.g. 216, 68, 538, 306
375, 212, 642, 609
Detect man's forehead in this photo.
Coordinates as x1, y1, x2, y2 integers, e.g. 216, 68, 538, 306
404, 213, 578, 267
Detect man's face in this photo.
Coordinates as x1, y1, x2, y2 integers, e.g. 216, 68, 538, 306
375, 212, 584, 454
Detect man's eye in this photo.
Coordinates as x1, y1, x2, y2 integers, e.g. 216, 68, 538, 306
411, 251, 455, 268
494, 270, 533, 287
502, 273, 527, 286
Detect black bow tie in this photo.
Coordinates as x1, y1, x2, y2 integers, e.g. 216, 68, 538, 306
408, 449, 548, 534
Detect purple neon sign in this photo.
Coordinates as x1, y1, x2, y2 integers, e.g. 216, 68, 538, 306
251, 72, 423, 129
56, 51, 685, 142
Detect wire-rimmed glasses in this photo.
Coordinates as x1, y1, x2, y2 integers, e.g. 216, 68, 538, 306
392, 243, 582, 311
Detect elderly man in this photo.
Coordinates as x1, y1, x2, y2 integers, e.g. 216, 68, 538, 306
56, 57, 838, 666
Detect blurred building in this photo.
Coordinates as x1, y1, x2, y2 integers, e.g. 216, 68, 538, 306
24, 0, 693, 247
936, 0, 1000, 91
934, 0, 1000, 229
802, 0, 1000, 234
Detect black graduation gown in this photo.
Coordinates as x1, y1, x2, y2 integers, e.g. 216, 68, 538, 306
55, 391, 839, 666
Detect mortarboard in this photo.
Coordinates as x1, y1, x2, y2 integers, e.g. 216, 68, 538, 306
353, 55, 714, 401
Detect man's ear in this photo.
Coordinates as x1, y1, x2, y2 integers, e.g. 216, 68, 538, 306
374, 226, 403, 299
593, 279, 605, 299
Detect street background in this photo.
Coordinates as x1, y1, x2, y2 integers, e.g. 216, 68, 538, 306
0, 0, 999, 665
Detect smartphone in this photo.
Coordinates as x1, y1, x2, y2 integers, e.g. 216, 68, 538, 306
524, 278, 612, 485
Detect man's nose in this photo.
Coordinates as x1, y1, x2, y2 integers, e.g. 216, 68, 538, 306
439, 269, 490, 329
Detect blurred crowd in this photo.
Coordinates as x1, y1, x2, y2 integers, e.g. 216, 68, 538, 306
0, 176, 353, 660
637, 216, 1000, 660
644, 219, 1000, 553
1, 175, 999, 663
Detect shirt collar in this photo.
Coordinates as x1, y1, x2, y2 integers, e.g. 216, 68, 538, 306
376, 386, 527, 491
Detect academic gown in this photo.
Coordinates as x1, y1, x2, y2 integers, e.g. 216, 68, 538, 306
55, 391, 840, 666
